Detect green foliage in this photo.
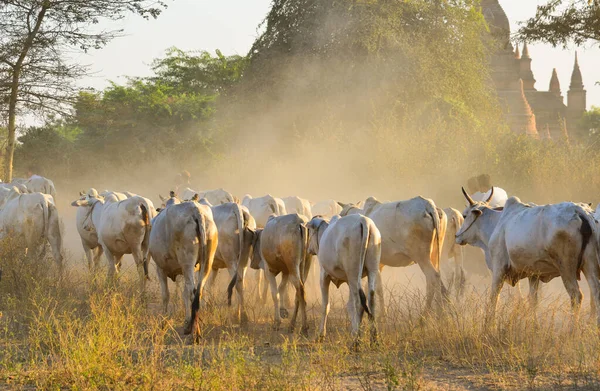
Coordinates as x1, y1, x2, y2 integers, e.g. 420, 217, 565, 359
581, 106, 600, 137
15, 49, 247, 180
14, 120, 79, 179
149, 47, 248, 96
518, 0, 600, 46
12, 0, 600, 207
237, 0, 501, 143
1, 0, 168, 180
73, 80, 216, 166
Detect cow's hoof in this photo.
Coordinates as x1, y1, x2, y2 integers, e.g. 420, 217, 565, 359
280, 308, 289, 319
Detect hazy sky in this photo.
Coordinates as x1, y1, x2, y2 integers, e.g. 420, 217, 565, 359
79, 0, 600, 108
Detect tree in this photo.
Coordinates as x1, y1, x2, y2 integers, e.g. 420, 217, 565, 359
0, 0, 166, 181
233, 0, 500, 143
15, 48, 247, 179
581, 106, 600, 137
518, 0, 600, 46
148, 47, 247, 97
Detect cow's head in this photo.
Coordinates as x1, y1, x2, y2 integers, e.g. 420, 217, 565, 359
455, 187, 493, 246
159, 191, 180, 209
306, 216, 329, 256
71, 188, 102, 207
338, 202, 361, 216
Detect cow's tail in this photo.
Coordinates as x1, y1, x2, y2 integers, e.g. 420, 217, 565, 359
140, 202, 151, 279
358, 219, 373, 320
188, 209, 208, 335
41, 199, 50, 240
425, 202, 442, 272
576, 208, 597, 273
226, 272, 237, 307
297, 223, 309, 303
426, 202, 449, 301
226, 204, 245, 306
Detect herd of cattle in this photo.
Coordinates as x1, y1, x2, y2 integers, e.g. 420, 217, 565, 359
2, 176, 600, 341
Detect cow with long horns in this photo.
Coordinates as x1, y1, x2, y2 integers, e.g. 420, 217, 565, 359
456, 187, 600, 325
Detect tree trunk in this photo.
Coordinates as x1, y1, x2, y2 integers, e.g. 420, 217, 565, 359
2, 4, 49, 182
4, 73, 19, 182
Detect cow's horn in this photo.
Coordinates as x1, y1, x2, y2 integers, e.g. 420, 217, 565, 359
485, 186, 494, 204
462, 187, 475, 206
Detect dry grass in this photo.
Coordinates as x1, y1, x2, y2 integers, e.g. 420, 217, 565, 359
1, 247, 600, 391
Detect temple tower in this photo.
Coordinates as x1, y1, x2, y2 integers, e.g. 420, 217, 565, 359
519, 42, 536, 90
549, 68, 561, 100
567, 52, 587, 138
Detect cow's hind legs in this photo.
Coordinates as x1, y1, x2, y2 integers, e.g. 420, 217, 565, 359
560, 266, 583, 326
265, 269, 281, 331
317, 270, 331, 342
289, 272, 308, 336
417, 258, 444, 314
278, 274, 290, 319
582, 257, 600, 326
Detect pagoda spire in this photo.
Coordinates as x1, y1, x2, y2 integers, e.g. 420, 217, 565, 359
549, 68, 561, 98
569, 51, 584, 90
567, 51, 587, 139
522, 42, 530, 59
514, 45, 520, 59
519, 42, 535, 90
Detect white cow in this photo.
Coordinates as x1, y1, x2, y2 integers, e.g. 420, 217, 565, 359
442, 207, 466, 297
456, 188, 600, 324
7, 179, 30, 194
243, 194, 289, 302
283, 196, 312, 219
180, 187, 236, 205
100, 190, 135, 201
23, 175, 56, 199
1, 182, 29, 206
71, 189, 156, 292
340, 196, 447, 310
470, 187, 508, 208
0, 186, 13, 209
158, 191, 182, 210
0, 187, 63, 268
149, 201, 218, 335
242, 194, 287, 227
307, 215, 381, 342
311, 199, 342, 219
73, 189, 129, 270
204, 202, 256, 325
253, 214, 311, 334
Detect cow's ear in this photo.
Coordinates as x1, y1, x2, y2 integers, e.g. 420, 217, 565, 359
472, 209, 482, 216
79, 191, 85, 196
